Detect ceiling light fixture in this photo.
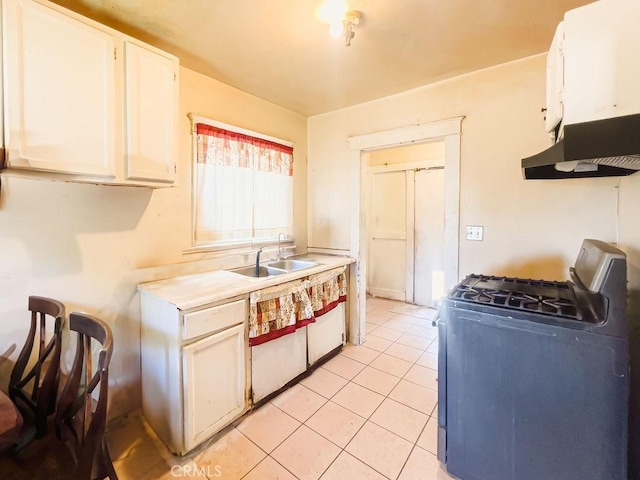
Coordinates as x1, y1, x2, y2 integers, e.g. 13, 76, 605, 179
316, 0, 361, 47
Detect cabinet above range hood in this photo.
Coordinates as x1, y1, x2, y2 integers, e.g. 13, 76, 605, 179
522, 0, 640, 180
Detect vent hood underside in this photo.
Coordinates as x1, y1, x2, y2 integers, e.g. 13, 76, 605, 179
522, 113, 640, 179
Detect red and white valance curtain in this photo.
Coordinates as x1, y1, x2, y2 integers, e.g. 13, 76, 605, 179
249, 266, 348, 346
194, 123, 294, 244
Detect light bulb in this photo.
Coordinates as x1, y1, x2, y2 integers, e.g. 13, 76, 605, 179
315, 0, 348, 24
329, 20, 343, 38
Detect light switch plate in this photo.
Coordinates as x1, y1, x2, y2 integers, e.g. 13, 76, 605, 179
466, 225, 484, 241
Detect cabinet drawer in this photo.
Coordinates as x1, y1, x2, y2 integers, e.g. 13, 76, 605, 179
182, 300, 246, 341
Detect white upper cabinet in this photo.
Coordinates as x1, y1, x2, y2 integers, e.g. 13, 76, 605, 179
124, 41, 178, 183
1, 0, 179, 187
3, 0, 116, 176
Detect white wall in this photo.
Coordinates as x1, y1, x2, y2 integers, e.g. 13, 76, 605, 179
308, 54, 620, 282
0, 66, 307, 419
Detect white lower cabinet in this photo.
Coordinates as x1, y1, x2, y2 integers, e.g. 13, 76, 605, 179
307, 303, 346, 366
140, 294, 249, 455
183, 323, 245, 452
251, 327, 307, 403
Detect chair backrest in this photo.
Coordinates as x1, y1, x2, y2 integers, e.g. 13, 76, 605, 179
9, 296, 65, 438
55, 312, 116, 480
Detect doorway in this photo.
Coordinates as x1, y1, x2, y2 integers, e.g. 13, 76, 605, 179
346, 116, 462, 345
366, 143, 445, 307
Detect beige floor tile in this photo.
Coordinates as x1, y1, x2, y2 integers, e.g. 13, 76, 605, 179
398, 447, 455, 480
332, 382, 385, 418
352, 366, 400, 396
367, 297, 405, 311
427, 339, 439, 354
320, 451, 387, 480
362, 335, 393, 352
341, 344, 381, 365
391, 313, 428, 325
404, 364, 438, 391
369, 326, 403, 342
271, 384, 327, 422
366, 301, 376, 313
389, 380, 438, 415
408, 324, 439, 339
107, 415, 166, 480
381, 318, 413, 332
271, 425, 341, 480
365, 322, 379, 334
243, 456, 298, 480
417, 417, 438, 454
366, 309, 396, 324
432, 404, 438, 417
305, 401, 366, 448
300, 367, 349, 398
236, 403, 300, 453
389, 304, 438, 320
345, 421, 413, 480
152, 460, 209, 480
385, 343, 424, 363
416, 351, 438, 370
369, 353, 413, 377
369, 398, 429, 443
396, 332, 432, 351
195, 428, 266, 480
322, 354, 366, 380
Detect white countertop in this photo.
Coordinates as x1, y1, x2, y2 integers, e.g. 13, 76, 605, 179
137, 254, 355, 311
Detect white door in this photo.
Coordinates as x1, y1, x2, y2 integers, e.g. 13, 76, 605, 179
124, 41, 178, 182
183, 323, 245, 452
3, 0, 116, 176
367, 170, 407, 301
413, 168, 445, 306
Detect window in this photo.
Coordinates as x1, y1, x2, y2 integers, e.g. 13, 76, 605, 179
192, 118, 294, 247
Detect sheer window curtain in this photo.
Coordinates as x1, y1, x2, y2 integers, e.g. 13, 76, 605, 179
194, 123, 293, 245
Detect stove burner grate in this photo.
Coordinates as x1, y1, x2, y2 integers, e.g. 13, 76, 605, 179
450, 274, 581, 320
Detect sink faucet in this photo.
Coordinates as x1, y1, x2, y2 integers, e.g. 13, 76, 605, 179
278, 233, 286, 260
256, 246, 265, 277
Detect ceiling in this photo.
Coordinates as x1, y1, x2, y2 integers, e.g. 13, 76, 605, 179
50, 0, 593, 116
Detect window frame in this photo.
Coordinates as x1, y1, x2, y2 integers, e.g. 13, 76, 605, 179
187, 113, 295, 253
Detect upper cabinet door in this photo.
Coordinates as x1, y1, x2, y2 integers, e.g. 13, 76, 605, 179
124, 41, 178, 183
2, 0, 116, 176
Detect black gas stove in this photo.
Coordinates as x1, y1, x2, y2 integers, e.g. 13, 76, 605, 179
437, 239, 628, 480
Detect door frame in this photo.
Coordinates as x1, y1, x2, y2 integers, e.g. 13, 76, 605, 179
347, 117, 463, 344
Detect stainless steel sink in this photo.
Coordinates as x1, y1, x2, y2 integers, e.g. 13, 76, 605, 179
233, 265, 287, 278
267, 259, 319, 271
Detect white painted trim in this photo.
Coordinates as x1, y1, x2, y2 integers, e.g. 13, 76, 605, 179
347, 117, 463, 152
406, 170, 415, 304
307, 247, 351, 255
348, 117, 463, 345
367, 159, 443, 174
368, 288, 406, 302
188, 113, 295, 148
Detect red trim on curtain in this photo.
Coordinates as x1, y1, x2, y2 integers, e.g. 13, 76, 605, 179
313, 295, 347, 318
249, 324, 297, 347
196, 123, 293, 155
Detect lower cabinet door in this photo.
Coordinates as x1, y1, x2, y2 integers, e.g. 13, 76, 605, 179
307, 304, 345, 365
183, 323, 245, 452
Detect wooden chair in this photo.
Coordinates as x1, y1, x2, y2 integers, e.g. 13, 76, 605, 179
9, 296, 65, 440
55, 312, 118, 480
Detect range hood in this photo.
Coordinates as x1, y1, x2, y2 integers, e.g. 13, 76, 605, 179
522, 113, 640, 180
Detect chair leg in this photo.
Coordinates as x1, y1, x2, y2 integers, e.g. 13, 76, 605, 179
101, 439, 118, 480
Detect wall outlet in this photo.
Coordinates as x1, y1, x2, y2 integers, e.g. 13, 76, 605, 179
466, 225, 484, 241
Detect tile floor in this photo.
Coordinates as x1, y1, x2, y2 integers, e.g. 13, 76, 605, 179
104, 297, 454, 480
